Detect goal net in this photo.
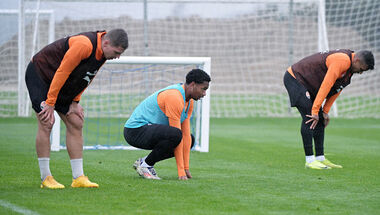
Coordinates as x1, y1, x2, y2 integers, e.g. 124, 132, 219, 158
323, 0, 380, 117
1, 0, 379, 119
54, 57, 211, 152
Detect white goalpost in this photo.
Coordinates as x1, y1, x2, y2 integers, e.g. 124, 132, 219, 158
51, 56, 211, 152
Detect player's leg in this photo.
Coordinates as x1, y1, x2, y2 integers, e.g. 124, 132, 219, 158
283, 71, 329, 169
58, 110, 98, 187
58, 110, 83, 159
147, 126, 182, 164
313, 114, 342, 168
296, 100, 314, 160
129, 124, 181, 163
25, 62, 64, 188
313, 110, 325, 158
296, 98, 330, 169
283, 72, 313, 159
124, 124, 182, 179
35, 113, 66, 188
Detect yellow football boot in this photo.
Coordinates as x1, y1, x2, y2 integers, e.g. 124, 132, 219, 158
320, 159, 343, 168
305, 160, 331, 170
71, 175, 99, 188
40, 175, 65, 189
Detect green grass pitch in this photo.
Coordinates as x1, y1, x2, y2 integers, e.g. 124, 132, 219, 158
0, 117, 379, 214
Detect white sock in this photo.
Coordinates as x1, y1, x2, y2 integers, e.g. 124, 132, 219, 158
38, 157, 51, 181
315, 155, 325, 161
70, 158, 84, 179
305, 155, 316, 163
141, 156, 152, 168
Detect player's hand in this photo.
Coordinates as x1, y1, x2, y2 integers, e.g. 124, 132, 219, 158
178, 175, 188, 180
323, 112, 330, 127
305, 114, 319, 129
185, 169, 192, 179
67, 102, 84, 121
38, 101, 55, 125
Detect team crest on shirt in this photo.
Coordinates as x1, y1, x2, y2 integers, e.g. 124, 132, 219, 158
305, 91, 310, 99
336, 86, 344, 93
83, 70, 98, 85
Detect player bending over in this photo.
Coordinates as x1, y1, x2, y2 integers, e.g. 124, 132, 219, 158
283, 49, 374, 169
25, 29, 128, 188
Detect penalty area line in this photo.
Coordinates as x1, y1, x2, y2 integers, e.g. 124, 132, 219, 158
0, 199, 40, 215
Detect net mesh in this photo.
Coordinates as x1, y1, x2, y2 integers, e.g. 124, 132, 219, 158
0, 0, 379, 118
59, 63, 203, 149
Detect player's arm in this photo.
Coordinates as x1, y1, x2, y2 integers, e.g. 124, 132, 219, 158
306, 53, 350, 129
317, 91, 341, 127
39, 36, 92, 124
159, 90, 186, 177
45, 35, 93, 107
73, 32, 106, 102
323, 91, 341, 114
181, 100, 193, 178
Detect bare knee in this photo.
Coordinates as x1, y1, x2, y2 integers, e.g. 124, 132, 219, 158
66, 114, 84, 131
37, 117, 54, 133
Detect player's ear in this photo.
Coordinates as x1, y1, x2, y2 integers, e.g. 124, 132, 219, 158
103, 39, 111, 47
188, 81, 195, 92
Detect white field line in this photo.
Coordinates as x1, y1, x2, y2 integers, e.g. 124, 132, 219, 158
0, 200, 40, 215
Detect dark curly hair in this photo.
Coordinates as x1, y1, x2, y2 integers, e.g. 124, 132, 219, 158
186, 69, 211, 84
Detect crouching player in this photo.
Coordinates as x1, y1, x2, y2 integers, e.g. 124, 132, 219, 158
124, 69, 211, 180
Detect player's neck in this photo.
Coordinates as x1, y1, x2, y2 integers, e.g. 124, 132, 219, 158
184, 84, 191, 101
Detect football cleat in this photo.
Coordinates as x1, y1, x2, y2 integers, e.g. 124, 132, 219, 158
133, 158, 143, 170
71, 175, 99, 188
40, 175, 65, 189
320, 159, 343, 168
146, 166, 161, 180
133, 158, 160, 180
305, 160, 331, 170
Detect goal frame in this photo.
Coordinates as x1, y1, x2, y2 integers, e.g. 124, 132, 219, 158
51, 56, 211, 152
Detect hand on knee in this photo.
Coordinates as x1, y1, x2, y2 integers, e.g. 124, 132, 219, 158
38, 118, 54, 133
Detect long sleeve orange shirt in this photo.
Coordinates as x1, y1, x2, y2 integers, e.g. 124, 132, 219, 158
311, 53, 352, 115
157, 85, 193, 177
288, 53, 352, 115
46, 32, 106, 106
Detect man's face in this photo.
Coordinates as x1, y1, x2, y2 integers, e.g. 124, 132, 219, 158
352, 59, 369, 74
103, 40, 125, 60
191, 81, 209, 100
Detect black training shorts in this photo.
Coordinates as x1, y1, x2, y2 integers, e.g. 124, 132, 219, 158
25, 62, 71, 114
283, 71, 312, 107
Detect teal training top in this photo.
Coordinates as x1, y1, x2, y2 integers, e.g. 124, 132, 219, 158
124, 84, 191, 128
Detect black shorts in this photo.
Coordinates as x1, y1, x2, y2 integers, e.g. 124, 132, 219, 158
25, 62, 71, 114
124, 124, 195, 150
283, 71, 313, 107
283, 71, 324, 118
